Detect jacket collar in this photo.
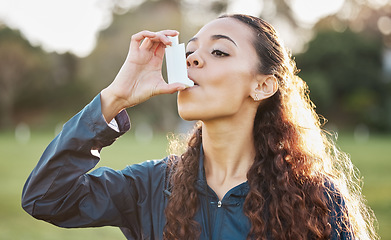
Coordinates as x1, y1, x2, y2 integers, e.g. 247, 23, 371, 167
194, 144, 250, 198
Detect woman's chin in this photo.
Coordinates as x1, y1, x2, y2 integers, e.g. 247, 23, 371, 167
177, 100, 197, 121
178, 109, 198, 121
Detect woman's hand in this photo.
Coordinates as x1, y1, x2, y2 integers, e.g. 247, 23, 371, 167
101, 30, 187, 122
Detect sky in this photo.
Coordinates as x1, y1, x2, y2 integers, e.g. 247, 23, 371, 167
0, 0, 345, 57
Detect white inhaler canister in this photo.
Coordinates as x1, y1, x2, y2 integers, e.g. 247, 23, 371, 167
165, 35, 194, 87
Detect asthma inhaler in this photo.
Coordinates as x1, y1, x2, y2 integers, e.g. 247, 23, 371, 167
165, 35, 194, 87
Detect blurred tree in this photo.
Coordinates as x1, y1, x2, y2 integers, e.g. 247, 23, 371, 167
14, 52, 92, 117
296, 28, 388, 131
318, 1, 391, 47
296, 1, 391, 131
0, 26, 91, 129
0, 26, 48, 128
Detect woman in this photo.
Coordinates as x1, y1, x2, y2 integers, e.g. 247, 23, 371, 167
22, 14, 377, 239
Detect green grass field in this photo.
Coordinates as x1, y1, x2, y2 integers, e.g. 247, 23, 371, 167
0, 130, 389, 239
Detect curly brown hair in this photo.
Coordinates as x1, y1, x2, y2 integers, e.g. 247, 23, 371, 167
163, 14, 378, 240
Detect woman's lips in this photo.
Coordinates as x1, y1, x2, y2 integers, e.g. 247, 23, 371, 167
188, 75, 198, 86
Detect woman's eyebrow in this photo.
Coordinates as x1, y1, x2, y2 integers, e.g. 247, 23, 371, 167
211, 34, 237, 46
188, 35, 237, 47
188, 37, 198, 44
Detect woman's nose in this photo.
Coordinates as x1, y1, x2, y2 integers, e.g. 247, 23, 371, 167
186, 53, 203, 68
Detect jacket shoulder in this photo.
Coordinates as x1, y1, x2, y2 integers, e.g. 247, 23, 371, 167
122, 157, 169, 178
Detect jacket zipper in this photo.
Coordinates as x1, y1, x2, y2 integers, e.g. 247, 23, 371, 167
217, 200, 222, 208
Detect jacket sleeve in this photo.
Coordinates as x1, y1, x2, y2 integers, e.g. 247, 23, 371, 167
21, 94, 134, 228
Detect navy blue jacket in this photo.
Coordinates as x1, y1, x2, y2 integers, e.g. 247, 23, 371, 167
21, 94, 353, 239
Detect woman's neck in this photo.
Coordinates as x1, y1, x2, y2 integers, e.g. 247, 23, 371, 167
201, 113, 256, 199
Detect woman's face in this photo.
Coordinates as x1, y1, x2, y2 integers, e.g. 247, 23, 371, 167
177, 17, 260, 121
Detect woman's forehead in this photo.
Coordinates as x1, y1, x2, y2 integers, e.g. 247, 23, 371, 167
192, 18, 254, 44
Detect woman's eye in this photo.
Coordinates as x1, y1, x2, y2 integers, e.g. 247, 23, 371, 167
185, 51, 194, 58
211, 49, 229, 57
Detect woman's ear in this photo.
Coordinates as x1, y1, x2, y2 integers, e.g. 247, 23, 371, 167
251, 75, 278, 101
